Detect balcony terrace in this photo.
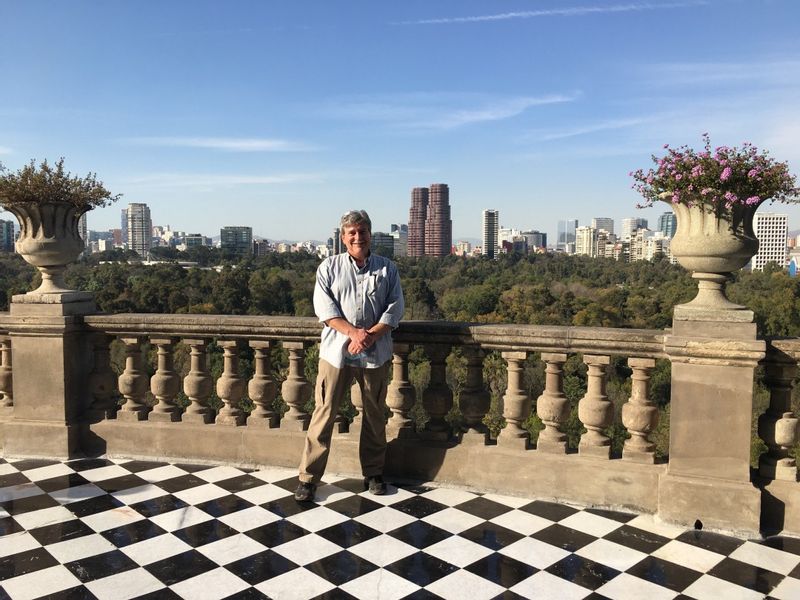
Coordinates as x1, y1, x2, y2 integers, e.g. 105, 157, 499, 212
1, 279, 800, 598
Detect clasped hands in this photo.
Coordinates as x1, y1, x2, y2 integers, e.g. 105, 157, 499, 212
348, 327, 375, 355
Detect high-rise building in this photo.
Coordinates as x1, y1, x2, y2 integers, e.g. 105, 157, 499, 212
120, 209, 129, 244
390, 224, 408, 257
557, 219, 578, 253
621, 217, 648, 240
592, 217, 614, 235
575, 226, 597, 257
78, 213, 88, 244
126, 203, 152, 257
657, 212, 677, 238
371, 232, 395, 256
522, 230, 546, 250
752, 213, 788, 271
220, 226, 253, 256
424, 183, 452, 257
0, 219, 15, 252
332, 228, 343, 255
407, 187, 428, 257
482, 209, 499, 259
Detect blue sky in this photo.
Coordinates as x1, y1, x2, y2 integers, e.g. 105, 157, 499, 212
1, 0, 799, 243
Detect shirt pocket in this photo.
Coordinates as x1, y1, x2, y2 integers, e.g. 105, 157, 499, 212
366, 273, 387, 299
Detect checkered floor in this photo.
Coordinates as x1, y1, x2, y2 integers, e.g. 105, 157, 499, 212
1, 458, 799, 600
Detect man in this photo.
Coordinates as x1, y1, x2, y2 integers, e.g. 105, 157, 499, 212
295, 210, 404, 502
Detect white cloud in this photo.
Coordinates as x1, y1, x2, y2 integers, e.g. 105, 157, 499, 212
121, 136, 317, 152
527, 116, 664, 142
121, 172, 324, 188
398, 1, 707, 25
644, 59, 800, 88
0, 146, 12, 155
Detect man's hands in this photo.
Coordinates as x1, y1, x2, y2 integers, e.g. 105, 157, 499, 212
347, 327, 373, 355
325, 318, 392, 356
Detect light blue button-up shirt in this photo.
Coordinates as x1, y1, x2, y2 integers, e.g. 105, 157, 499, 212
314, 252, 404, 369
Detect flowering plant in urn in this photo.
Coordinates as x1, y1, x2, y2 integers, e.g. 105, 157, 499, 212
631, 136, 798, 314
0, 158, 120, 295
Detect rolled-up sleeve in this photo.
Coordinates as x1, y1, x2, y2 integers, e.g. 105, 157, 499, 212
313, 260, 343, 323
378, 264, 404, 329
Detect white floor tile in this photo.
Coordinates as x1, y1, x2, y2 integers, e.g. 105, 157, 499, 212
0, 482, 42, 503
499, 536, 571, 569
424, 534, 494, 568
426, 569, 506, 600
121, 533, 193, 566
135, 464, 193, 482
285, 505, 349, 532
481, 492, 534, 509
626, 514, 685, 539
197, 532, 268, 565
419, 486, 479, 506
272, 532, 345, 566
0, 564, 82, 600
13, 504, 76, 530
730, 540, 800, 575
576, 538, 649, 571
193, 465, 247, 483
46, 532, 117, 563
490, 508, 553, 535
19, 463, 76, 482
349, 534, 419, 566
255, 566, 336, 600
652, 539, 725, 573
112, 483, 169, 505
79, 464, 133, 482
170, 566, 250, 600
356, 486, 416, 506
236, 483, 291, 505
353, 506, 417, 533
50, 483, 107, 504
84, 567, 167, 600
0, 463, 16, 476
314, 483, 356, 505
510, 570, 593, 600
81, 506, 145, 532
597, 572, 679, 600
682, 574, 765, 600
771, 575, 800, 600
149, 506, 213, 532
250, 466, 298, 483
218, 505, 281, 532
172, 482, 229, 505
340, 567, 421, 600
422, 506, 485, 533
559, 510, 625, 537
0, 531, 40, 558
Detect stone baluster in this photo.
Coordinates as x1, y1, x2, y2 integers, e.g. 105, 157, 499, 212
497, 351, 530, 449
117, 337, 150, 421
86, 334, 117, 421
622, 358, 659, 463
149, 337, 182, 422
758, 353, 799, 480
459, 345, 490, 444
348, 380, 364, 435
386, 343, 416, 439
535, 353, 569, 453
421, 344, 453, 440
216, 340, 246, 426
280, 341, 312, 430
578, 355, 612, 458
182, 339, 214, 424
0, 336, 13, 408
247, 341, 278, 427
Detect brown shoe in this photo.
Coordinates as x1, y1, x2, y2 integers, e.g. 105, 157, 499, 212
294, 481, 316, 502
364, 475, 387, 495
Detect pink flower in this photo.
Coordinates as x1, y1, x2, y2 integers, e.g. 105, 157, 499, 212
745, 195, 761, 205
720, 167, 732, 181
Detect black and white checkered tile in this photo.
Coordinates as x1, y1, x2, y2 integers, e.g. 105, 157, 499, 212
1, 457, 799, 600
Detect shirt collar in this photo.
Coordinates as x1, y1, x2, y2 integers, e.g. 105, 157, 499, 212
347, 251, 371, 272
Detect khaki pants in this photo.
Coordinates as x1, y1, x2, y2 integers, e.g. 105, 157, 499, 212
299, 359, 390, 484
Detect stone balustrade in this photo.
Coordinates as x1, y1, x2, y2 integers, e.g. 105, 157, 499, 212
0, 310, 798, 536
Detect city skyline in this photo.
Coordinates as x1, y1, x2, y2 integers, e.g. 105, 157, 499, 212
1, 1, 799, 242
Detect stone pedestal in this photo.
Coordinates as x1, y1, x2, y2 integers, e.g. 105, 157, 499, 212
661, 318, 764, 533
2, 296, 95, 458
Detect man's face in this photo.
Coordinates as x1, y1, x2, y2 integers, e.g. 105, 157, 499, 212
342, 223, 371, 261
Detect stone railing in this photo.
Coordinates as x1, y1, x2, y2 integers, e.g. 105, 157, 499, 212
2, 306, 797, 536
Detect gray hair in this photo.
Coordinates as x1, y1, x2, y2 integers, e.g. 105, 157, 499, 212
340, 210, 372, 233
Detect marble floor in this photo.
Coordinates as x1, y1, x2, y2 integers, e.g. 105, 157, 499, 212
0, 456, 799, 600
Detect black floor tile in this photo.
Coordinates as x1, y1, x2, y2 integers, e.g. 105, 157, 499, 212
626, 555, 703, 593
519, 500, 578, 522
195, 494, 255, 518
133, 588, 182, 599
45, 586, 99, 599
0, 471, 30, 488
222, 587, 271, 600
245, 520, 309, 548
466, 553, 538, 588
1, 492, 59, 515
91, 474, 150, 494
0, 516, 24, 537
100, 519, 167, 547
271, 476, 302, 493
388, 520, 452, 549
0, 547, 58, 579
400, 590, 445, 600
9, 459, 60, 471
224, 549, 299, 585
36, 473, 91, 493
460, 521, 524, 551
29, 519, 95, 545
761, 535, 800, 556
708, 557, 785, 595
171, 519, 238, 547
64, 458, 116, 472
117, 460, 169, 473
531, 523, 597, 552
585, 507, 637, 523
316, 520, 381, 547
489, 591, 531, 600
171, 463, 215, 473
323, 494, 382, 518
145, 549, 220, 586
263, 494, 317, 519
546, 554, 620, 590
215, 475, 267, 493
453, 497, 513, 520
128, 494, 189, 518
305, 549, 378, 586
391, 496, 447, 519
310, 588, 359, 600
64, 549, 138, 582
676, 529, 744, 555
154, 474, 209, 494
331, 477, 369, 494
384, 551, 458, 587
66, 493, 124, 517
603, 524, 671, 554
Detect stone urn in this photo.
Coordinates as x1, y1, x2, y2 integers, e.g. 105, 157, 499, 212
666, 195, 761, 316
4, 201, 86, 295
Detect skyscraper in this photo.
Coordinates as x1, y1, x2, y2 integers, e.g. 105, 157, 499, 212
126, 203, 152, 257
0, 219, 15, 252
657, 212, 677, 238
482, 209, 499, 259
557, 219, 578, 253
592, 217, 614, 234
424, 183, 452, 257
78, 213, 88, 244
752, 213, 788, 271
407, 187, 428, 257
390, 224, 408, 257
220, 226, 253, 256
575, 226, 597, 257
621, 217, 648, 240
